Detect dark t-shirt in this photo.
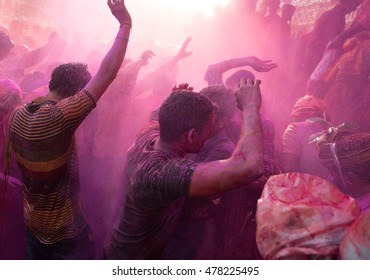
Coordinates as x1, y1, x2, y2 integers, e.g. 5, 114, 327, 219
161, 129, 235, 259
104, 123, 197, 259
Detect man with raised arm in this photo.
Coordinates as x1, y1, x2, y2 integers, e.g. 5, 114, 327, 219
6, 0, 132, 259
104, 78, 265, 259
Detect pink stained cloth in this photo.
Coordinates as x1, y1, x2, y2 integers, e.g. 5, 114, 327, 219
256, 173, 361, 259
340, 209, 370, 259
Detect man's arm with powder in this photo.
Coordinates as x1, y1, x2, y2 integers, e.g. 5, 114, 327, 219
205, 56, 278, 85
84, 0, 132, 102
189, 79, 265, 197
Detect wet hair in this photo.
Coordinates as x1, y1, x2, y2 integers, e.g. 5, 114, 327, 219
225, 70, 255, 89
200, 85, 236, 124
158, 89, 215, 143
49, 63, 92, 98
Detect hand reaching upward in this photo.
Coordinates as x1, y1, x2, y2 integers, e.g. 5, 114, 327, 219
247, 56, 278, 72
175, 37, 193, 60
108, 0, 132, 27
235, 78, 262, 111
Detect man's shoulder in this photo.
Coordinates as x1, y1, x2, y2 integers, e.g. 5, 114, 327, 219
203, 131, 234, 152
287, 121, 321, 135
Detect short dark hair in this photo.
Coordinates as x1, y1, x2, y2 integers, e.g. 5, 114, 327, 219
200, 85, 236, 124
49, 63, 91, 98
158, 90, 215, 143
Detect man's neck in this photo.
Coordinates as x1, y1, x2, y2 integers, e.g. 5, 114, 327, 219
46, 91, 62, 102
154, 137, 186, 158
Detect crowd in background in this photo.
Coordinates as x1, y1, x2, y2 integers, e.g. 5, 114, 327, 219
1, 0, 370, 260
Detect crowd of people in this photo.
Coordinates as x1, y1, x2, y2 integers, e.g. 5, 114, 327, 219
1, 0, 370, 260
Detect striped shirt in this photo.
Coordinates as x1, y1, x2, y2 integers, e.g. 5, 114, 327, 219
10, 90, 96, 244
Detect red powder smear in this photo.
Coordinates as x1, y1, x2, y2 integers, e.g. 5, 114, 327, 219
234, 151, 247, 161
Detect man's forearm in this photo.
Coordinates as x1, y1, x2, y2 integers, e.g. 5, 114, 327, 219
231, 107, 264, 183
338, 24, 366, 43
208, 57, 251, 74
189, 107, 264, 197
85, 24, 131, 101
83, 0, 132, 101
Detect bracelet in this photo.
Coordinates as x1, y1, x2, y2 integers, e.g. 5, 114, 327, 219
115, 36, 129, 41
119, 23, 132, 29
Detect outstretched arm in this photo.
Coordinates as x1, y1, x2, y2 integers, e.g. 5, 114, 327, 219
189, 78, 265, 197
134, 37, 193, 95
159, 36, 193, 71
205, 56, 278, 85
84, 0, 132, 102
326, 4, 370, 50
326, 23, 366, 50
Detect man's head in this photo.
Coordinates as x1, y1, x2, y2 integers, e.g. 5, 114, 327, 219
0, 31, 14, 61
225, 70, 255, 91
140, 50, 155, 66
281, 4, 296, 22
291, 94, 327, 122
49, 63, 92, 98
199, 85, 236, 133
0, 79, 22, 125
266, 0, 280, 14
158, 88, 215, 153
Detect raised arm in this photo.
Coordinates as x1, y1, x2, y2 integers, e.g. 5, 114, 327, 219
205, 56, 278, 86
326, 24, 366, 50
189, 78, 265, 197
84, 0, 132, 102
326, 2, 369, 50
161, 36, 193, 71
134, 37, 192, 95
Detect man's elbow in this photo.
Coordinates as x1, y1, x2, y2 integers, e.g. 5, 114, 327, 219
231, 156, 265, 185
247, 158, 265, 181
255, 158, 265, 178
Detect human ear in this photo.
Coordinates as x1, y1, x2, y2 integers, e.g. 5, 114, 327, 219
187, 128, 196, 145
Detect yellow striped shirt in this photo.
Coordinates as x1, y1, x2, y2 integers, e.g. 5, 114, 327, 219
10, 90, 95, 244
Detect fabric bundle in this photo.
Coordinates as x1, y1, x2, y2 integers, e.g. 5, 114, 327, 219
341, 209, 370, 259
256, 173, 361, 259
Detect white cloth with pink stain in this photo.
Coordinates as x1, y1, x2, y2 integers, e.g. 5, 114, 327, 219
256, 173, 361, 259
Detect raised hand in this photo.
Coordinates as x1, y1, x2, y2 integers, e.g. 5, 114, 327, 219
108, 0, 132, 27
172, 83, 194, 92
140, 50, 155, 65
175, 37, 193, 60
247, 56, 278, 72
234, 78, 262, 111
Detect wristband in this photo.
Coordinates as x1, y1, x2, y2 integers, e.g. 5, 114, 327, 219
115, 36, 129, 41
120, 23, 132, 29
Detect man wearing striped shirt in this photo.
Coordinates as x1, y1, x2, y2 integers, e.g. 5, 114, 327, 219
8, 0, 132, 259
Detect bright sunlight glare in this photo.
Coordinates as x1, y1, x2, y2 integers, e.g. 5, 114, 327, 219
156, 0, 230, 17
